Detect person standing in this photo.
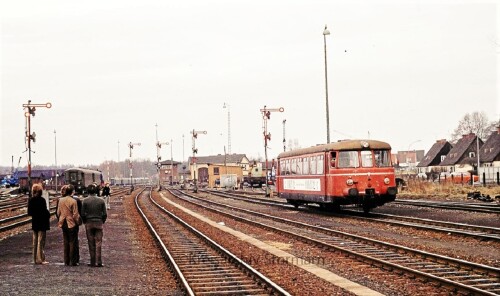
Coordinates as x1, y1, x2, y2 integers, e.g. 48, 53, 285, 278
68, 185, 83, 265
81, 183, 107, 267
57, 185, 81, 266
27, 183, 51, 265
101, 183, 111, 210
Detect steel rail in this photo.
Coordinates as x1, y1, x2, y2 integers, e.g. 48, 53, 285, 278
137, 187, 290, 296
172, 189, 500, 295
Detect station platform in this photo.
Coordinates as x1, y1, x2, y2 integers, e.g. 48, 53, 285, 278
0, 194, 179, 295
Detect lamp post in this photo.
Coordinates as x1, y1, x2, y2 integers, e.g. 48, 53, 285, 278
260, 105, 284, 197
323, 25, 331, 144
191, 129, 207, 193
128, 142, 141, 193
223, 102, 231, 154
23, 100, 52, 198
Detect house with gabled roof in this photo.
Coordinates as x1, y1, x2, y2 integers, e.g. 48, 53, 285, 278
417, 139, 453, 174
478, 127, 500, 183
439, 133, 483, 174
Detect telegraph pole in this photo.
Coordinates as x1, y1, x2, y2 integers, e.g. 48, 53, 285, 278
260, 106, 284, 197
23, 100, 52, 198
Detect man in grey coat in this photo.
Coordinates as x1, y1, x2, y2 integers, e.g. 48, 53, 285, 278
81, 183, 107, 267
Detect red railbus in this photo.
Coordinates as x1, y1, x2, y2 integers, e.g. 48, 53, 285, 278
276, 139, 397, 212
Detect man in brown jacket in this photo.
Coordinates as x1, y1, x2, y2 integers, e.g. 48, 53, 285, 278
57, 185, 81, 266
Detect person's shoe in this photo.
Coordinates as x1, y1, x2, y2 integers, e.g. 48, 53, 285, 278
87, 263, 95, 267
96, 263, 104, 267
41, 261, 49, 265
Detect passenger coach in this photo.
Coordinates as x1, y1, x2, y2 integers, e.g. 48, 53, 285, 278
276, 139, 397, 212
64, 168, 103, 194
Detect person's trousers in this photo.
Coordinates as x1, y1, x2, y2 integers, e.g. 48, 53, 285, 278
62, 226, 78, 265
103, 195, 110, 209
32, 230, 46, 264
85, 222, 103, 265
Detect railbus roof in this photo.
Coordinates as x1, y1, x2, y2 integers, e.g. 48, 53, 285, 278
277, 139, 392, 159
64, 167, 102, 174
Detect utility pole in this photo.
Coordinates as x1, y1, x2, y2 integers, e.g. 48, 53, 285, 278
191, 129, 207, 193
223, 102, 231, 154
260, 105, 284, 197
323, 25, 331, 144
23, 100, 52, 198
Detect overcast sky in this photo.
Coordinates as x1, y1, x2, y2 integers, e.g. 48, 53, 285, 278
1, 0, 498, 168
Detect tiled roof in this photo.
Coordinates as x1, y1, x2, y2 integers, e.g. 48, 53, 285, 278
440, 133, 481, 166
188, 154, 248, 165
159, 160, 182, 166
480, 129, 500, 162
417, 140, 452, 167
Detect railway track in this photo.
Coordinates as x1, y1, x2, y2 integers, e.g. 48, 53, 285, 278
205, 189, 500, 241
171, 189, 500, 295
393, 199, 500, 214
0, 206, 57, 233
135, 187, 290, 296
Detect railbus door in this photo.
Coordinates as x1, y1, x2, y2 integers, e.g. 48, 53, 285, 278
326, 151, 337, 201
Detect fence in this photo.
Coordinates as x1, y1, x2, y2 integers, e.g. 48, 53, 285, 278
479, 167, 500, 185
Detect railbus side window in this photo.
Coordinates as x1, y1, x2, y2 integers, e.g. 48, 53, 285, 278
361, 150, 373, 167
311, 156, 317, 175
297, 158, 303, 175
330, 152, 337, 168
303, 157, 309, 175
318, 155, 324, 174
374, 150, 391, 167
286, 159, 290, 175
338, 151, 359, 168
291, 159, 297, 175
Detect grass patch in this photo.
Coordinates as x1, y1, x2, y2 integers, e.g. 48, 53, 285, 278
399, 180, 500, 200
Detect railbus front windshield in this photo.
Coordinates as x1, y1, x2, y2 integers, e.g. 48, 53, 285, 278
338, 150, 391, 168
67, 171, 82, 183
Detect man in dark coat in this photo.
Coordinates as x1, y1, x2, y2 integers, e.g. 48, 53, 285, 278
81, 183, 107, 267
101, 183, 111, 210
27, 183, 51, 265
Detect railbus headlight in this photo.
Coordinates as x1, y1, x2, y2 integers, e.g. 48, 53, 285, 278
384, 177, 390, 185
346, 179, 354, 186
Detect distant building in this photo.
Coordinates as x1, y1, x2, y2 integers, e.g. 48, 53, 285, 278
439, 133, 483, 174
395, 150, 425, 169
417, 139, 453, 174
478, 127, 500, 183
188, 154, 250, 184
159, 160, 181, 185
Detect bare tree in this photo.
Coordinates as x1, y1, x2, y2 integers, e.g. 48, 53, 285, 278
451, 111, 491, 143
